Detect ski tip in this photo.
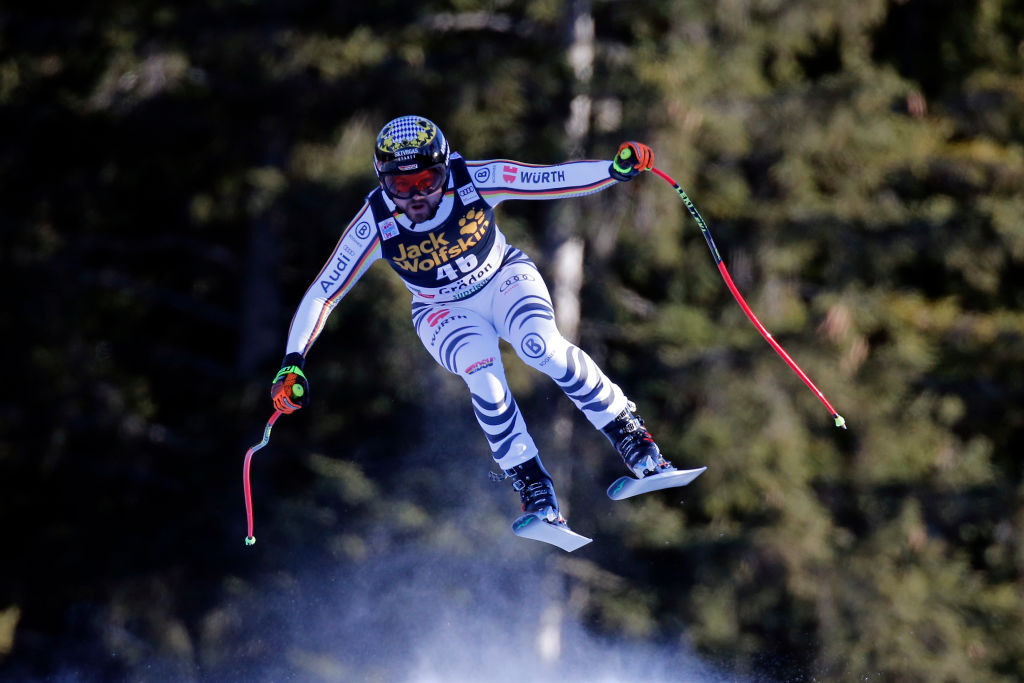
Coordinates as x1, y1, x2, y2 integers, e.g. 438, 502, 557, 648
607, 467, 707, 500
244, 536, 256, 546
512, 513, 593, 552
833, 414, 847, 430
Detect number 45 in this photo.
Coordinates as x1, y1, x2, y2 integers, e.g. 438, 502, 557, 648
437, 254, 478, 281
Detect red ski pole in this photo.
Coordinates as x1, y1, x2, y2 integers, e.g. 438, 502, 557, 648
243, 410, 283, 546
651, 166, 846, 429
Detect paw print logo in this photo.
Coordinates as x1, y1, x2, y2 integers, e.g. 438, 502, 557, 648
459, 209, 489, 235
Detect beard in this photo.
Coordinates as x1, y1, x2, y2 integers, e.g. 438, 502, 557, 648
402, 193, 442, 223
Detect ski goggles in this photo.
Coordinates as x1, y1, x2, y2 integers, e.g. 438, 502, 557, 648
381, 165, 447, 200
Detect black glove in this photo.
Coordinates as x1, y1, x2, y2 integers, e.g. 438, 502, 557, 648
609, 141, 654, 181
271, 352, 309, 413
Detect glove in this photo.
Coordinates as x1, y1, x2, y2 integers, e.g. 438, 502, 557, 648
609, 141, 654, 181
271, 352, 309, 413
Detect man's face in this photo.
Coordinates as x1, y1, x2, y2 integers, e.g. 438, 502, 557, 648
392, 186, 444, 223
382, 165, 447, 223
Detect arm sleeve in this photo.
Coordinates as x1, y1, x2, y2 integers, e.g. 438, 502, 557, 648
465, 158, 618, 207
285, 201, 382, 357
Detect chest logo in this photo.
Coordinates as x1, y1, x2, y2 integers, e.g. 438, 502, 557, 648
459, 209, 488, 235
390, 208, 491, 281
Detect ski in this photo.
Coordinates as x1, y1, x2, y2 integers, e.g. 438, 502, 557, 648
512, 513, 593, 552
607, 466, 707, 501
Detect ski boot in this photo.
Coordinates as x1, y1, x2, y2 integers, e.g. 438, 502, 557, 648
498, 456, 593, 551
503, 456, 563, 524
601, 400, 677, 479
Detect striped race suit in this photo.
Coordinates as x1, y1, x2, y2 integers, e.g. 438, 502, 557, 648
284, 153, 629, 470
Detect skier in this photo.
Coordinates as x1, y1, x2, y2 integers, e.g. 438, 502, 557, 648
270, 115, 680, 541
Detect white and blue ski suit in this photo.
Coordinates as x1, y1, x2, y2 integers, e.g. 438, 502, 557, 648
285, 153, 630, 470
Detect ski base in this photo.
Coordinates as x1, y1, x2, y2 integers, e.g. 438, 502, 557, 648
607, 466, 707, 501
512, 513, 593, 552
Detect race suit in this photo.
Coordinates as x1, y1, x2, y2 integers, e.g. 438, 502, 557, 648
285, 153, 629, 469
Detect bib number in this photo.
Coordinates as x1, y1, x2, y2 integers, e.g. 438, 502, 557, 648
436, 254, 480, 282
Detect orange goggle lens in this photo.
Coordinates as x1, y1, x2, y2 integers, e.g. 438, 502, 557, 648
383, 166, 446, 199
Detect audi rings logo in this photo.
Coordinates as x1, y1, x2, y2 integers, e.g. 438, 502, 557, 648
499, 273, 535, 293
520, 333, 546, 359
354, 221, 372, 240
474, 167, 491, 183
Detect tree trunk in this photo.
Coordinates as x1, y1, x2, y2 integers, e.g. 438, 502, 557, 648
238, 131, 287, 378
536, 0, 593, 666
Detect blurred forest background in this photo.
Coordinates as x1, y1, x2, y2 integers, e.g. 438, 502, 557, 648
3, 0, 1024, 681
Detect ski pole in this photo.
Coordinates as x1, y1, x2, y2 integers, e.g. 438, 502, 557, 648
650, 166, 846, 429
243, 409, 284, 546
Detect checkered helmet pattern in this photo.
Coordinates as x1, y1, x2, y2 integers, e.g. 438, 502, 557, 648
374, 115, 450, 177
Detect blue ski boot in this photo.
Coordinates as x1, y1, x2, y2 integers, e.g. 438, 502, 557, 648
601, 401, 677, 478
504, 456, 562, 524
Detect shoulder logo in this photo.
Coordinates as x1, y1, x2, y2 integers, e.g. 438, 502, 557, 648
474, 167, 491, 183
502, 165, 518, 183
457, 183, 480, 205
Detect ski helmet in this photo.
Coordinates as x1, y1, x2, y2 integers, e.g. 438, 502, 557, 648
374, 115, 450, 183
